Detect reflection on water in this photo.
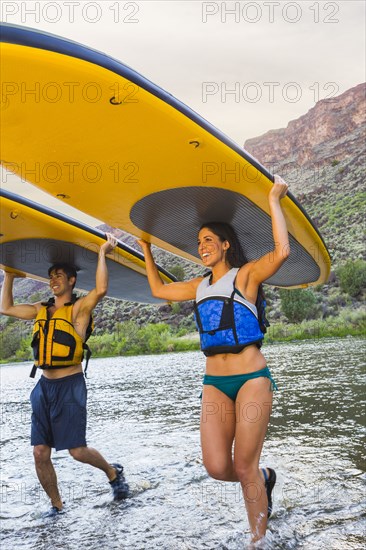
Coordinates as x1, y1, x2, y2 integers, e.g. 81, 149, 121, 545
0, 338, 365, 549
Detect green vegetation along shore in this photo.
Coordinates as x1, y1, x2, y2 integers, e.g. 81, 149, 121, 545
1, 308, 364, 364
1, 257, 365, 365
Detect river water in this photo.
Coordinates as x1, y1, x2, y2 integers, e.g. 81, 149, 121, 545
0, 338, 365, 549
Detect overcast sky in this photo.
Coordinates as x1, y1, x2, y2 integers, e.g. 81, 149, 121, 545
1, 0, 365, 224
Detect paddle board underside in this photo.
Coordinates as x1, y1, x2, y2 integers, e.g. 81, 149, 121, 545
0, 24, 331, 287
0, 190, 175, 304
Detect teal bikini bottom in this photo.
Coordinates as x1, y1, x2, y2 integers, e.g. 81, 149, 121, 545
202, 366, 277, 401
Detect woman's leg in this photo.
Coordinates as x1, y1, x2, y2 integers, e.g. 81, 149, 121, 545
200, 384, 238, 481
233, 377, 273, 542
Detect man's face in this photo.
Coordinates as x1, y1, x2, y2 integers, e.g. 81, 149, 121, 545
49, 269, 74, 296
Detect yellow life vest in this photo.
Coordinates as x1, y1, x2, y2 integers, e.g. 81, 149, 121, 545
30, 298, 93, 377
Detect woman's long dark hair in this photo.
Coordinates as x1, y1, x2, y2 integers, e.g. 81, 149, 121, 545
199, 222, 247, 267
199, 222, 269, 334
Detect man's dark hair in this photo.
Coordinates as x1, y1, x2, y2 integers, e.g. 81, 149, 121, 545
48, 264, 78, 289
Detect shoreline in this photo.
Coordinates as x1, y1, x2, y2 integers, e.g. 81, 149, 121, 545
1, 324, 364, 365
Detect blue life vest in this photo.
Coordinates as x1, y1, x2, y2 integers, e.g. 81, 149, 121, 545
194, 268, 265, 357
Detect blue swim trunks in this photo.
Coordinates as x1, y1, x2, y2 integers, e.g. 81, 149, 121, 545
30, 372, 87, 451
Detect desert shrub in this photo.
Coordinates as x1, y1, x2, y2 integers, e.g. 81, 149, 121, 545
279, 288, 318, 323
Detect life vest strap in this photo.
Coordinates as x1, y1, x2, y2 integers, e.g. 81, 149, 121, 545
29, 364, 37, 378
83, 343, 92, 378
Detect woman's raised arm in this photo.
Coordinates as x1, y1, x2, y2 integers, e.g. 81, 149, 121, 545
137, 240, 202, 302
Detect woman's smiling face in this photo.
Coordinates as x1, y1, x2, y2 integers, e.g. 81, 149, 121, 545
197, 227, 229, 266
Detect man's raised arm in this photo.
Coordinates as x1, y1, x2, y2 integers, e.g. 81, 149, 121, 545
75, 233, 118, 315
0, 272, 40, 320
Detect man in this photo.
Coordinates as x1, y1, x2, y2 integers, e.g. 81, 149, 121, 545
0, 233, 129, 516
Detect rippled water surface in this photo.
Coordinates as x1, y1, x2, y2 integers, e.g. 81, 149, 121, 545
1, 338, 365, 549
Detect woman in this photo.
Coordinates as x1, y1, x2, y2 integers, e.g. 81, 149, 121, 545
138, 175, 289, 544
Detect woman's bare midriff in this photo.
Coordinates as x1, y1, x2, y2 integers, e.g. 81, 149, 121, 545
41, 364, 83, 379
205, 344, 266, 376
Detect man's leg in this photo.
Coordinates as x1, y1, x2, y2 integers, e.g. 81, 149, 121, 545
69, 446, 117, 480
53, 374, 128, 499
33, 444, 63, 510
69, 446, 129, 500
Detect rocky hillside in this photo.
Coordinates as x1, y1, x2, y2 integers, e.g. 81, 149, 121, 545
1, 83, 365, 346
244, 82, 365, 263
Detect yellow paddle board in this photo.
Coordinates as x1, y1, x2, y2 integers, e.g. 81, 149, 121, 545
0, 23, 331, 287
0, 190, 175, 303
